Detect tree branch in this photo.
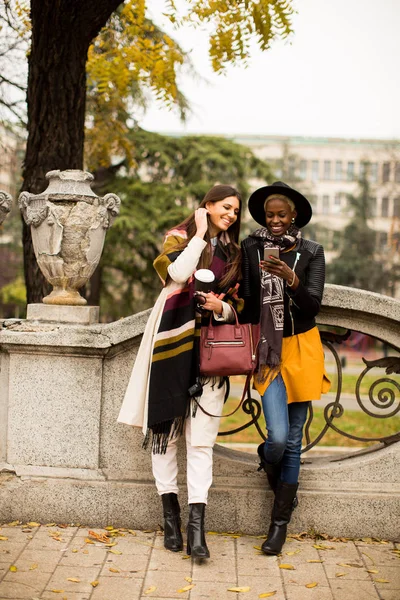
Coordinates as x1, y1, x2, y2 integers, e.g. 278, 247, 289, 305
0, 74, 26, 92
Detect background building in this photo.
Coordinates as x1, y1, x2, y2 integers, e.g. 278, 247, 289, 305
0, 125, 21, 198
232, 135, 400, 265
0, 125, 24, 317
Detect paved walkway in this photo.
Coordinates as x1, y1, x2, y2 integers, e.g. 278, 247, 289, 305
0, 523, 399, 600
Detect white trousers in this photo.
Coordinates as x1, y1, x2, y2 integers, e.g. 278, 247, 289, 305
151, 379, 225, 504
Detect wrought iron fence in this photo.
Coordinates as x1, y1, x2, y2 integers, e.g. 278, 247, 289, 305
217, 329, 400, 455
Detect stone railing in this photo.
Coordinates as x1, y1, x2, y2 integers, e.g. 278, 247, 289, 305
0, 285, 399, 540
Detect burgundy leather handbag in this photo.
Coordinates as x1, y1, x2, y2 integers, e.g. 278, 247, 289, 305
199, 309, 258, 377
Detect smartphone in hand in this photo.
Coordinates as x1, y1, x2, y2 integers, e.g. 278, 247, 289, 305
264, 247, 280, 261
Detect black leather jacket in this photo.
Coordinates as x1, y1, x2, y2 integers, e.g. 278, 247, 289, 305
240, 237, 326, 337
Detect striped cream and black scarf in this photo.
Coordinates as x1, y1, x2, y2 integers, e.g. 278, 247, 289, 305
146, 226, 242, 453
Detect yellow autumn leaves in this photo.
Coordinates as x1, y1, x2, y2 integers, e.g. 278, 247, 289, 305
85, 0, 295, 169
144, 584, 279, 596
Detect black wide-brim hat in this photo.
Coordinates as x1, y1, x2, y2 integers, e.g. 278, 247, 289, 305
248, 181, 312, 229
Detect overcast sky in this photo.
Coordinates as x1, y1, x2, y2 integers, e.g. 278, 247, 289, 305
140, 0, 400, 139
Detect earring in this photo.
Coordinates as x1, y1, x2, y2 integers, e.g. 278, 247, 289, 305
291, 218, 295, 223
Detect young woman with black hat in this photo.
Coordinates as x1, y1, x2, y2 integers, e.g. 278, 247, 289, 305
240, 181, 330, 556
118, 184, 243, 561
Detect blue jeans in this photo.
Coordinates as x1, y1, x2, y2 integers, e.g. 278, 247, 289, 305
260, 375, 309, 484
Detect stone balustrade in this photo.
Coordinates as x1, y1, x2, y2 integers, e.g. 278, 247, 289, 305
0, 284, 399, 539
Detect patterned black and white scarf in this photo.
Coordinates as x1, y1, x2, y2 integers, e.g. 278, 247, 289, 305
250, 225, 302, 383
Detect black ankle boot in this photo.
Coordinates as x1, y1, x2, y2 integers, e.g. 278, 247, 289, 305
161, 493, 183, 552
187, 503, 210, 560
262, 481, 299, 556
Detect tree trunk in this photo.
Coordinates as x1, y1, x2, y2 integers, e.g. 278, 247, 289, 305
86, 264, 102, 307
22, 0, 122, 303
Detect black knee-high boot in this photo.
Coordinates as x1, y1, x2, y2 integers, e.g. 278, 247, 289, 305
161, 493, 183, 552
257, 443, 299, 509
257, 443, 281, 492
261, 481, 298, 555
187, 503, 210, 560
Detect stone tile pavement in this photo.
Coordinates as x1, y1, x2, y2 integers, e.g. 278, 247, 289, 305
0, 523, 399, 600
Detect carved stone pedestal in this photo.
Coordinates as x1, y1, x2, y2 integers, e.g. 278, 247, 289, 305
27, 303, 99, 325
0, 191, 12, 226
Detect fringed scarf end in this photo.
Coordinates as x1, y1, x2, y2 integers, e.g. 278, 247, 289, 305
256, 361, 281, 387
148, 416, 187, 455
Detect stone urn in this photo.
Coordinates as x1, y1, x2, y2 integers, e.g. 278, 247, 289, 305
19, 169, 121, 306
0, 191, 12, 226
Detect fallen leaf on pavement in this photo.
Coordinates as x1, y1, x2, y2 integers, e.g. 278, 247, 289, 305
374, 579, 390, 583
108, 549, 122, 555
361, 551, 375, 564
313, 544, 334, 550
9, 566, 17, 572
84, 538, 95, 545
177, 584, 195, 592
185, 577, 193, 583
145, 586, 157, 594
286, 550, 301, 556
50, 590, 64, 594
279, 564, 295, 570
253, 545, 262, 551
27, 522, 40, 527
88, 530, 110, 543
259, 592, 277, 598
90, 580, 99, 587
307, 560, 324, 563
227, 587, 251, 592
305, 582, 318, 588
335, 573, 346, 577
29, 564, 38, 570
337, 563, 363, 568
109, 567, 120, 573
67, 578, 80, 583
366, 569, 379, 574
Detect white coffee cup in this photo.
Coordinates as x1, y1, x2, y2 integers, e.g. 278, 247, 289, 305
194, 269, 215, 293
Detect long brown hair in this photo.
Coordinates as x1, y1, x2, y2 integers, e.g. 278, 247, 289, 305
167, 185, 242, 289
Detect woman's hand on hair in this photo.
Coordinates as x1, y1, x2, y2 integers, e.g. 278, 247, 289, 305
194, 208, 209, 238
260, 258, 298, 288
198, 292, 223, 314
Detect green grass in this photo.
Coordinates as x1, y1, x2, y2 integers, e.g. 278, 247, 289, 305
218, 394, 400, 448
329, 372, 400, 396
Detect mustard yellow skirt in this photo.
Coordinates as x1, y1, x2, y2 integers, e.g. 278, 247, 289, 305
253, 326, 331, 403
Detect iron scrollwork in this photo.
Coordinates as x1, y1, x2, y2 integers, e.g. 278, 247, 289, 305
218, 329, 400, 456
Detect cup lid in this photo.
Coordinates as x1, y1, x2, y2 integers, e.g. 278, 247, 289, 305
194, 269, 215, 283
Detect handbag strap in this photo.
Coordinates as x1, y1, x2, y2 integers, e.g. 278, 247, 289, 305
192, 372, 253, 418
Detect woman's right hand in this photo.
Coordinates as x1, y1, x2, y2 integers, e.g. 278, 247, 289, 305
194, 208, 209, 238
